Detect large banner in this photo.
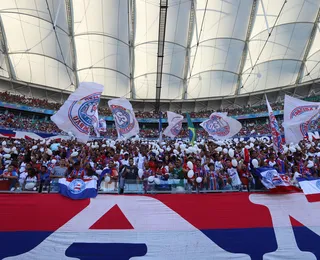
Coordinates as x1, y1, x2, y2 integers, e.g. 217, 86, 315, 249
163, 111, 183, 138
0, 193, 319, 259
51, 82, 103, 143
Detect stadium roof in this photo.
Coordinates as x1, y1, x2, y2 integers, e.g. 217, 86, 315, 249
0, 0, 319, 101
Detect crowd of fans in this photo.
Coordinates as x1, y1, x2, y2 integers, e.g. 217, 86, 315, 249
0, 111, 273, 138
0, 137, 319, 193
2, 91, 319, 118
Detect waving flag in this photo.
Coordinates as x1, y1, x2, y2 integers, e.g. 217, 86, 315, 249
255, 167, 300, 192
186, 113, 196, 144
58, 178, 97, 200
108, 98, 139, 139
297, 177, 320, 202
266, 96, 283, 152
98, 118, 107, 132
284, 95, 320, 144
282, 108, 320, 144
200, 113, 242, 140
51, 82, 103, 143
163, 111, 183, 138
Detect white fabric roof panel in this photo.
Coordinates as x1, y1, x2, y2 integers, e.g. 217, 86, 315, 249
240, 0, 320, 94
0, 0, 319, 100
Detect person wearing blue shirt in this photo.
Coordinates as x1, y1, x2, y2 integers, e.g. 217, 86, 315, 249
39, 165, 50, 193
2, 164, 18, 191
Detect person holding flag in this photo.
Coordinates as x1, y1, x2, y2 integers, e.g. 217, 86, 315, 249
186, 113, 196, 145
266, 95, 283, 153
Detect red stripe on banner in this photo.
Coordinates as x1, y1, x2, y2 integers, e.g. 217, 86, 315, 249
155, 193, 274, 229
0, 194, 89, 231
306, 193, 320, 203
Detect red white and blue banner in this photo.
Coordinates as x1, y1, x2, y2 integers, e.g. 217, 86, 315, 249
58, 178, 97, 200
163, 111, 183, 138
256, 167, 300, 192
51, 82, 104, 143
108, 98, 139, 139
0, 193, 319, 259
266, 96, 283, 153
297, 177, 320, 195
200, 113, 242, 140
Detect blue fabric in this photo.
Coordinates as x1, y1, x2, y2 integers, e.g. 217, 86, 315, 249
59, 183, 97, 200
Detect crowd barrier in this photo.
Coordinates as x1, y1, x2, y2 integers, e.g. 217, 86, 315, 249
0, 178, 256, 194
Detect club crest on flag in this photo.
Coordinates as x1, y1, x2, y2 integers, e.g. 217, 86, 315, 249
202, 115, 230, 137
290, 105, 319, 119
68, 93, 100, 134
110, 105, 135, 135
300, 110, 320, 136
68, 179, 86, 194
171, 119, 183, 136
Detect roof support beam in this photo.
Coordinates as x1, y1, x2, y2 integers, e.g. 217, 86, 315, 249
155, 0, 168, 113
128, 0, 136, 99
235, 0, 258, 95
182, 0, 195, 99
295, 8, 320, 84
65, 0, 79, 88
0, 15, 16, 79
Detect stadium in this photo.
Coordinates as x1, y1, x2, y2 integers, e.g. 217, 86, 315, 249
0, 0, 320, 259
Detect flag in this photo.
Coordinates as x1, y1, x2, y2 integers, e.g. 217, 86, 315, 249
284, 95, 320, 122
284, 95, 320, 144
282, 108, 320, 144
297, 177, 320, 202
108, 98, 139, 139
51, 82, 103, 143
159, 112, 163, 143
58, 178, 97, 200
163, 111, 183, 138
266, 96, 283, 152
200, 113, 242, 140
186, 113, 196, 144
255, 167, 300, 192
98, 118, 107, 132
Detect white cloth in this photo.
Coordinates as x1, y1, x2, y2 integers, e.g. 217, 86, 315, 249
163, 111, 183, 138
108, 98, 139, 139
51, 82, 103, 143
200, 113, 242, 140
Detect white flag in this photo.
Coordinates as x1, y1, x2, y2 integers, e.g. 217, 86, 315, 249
282, 108, 320, 144
284, 95, 320, 144
98, 119, 107, 132
163, 111, 183, 138
108, 98, 139, 139
51, 82, 103, 143
284, 95, 320, 122
200, 113, 242, 140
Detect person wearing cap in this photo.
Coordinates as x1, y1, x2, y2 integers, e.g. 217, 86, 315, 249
120, 152, 130, 167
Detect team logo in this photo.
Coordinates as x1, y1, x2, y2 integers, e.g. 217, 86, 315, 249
290, 105, 319, 119
110, 105, 135, 135
68, 179, 86, 194
203, 115, 230, 137
170, 118, 183, 136
299, 110, 320, 137
68, 93, 101, 134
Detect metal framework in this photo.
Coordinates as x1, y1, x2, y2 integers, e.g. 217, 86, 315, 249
65, 0, 79, 88
235, 0, 257, 95
0, 15, 16, 79
295, 8, 320, 84
128, 0, 136, 99
155, 0, 168, 113
182, 0, 195, 99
